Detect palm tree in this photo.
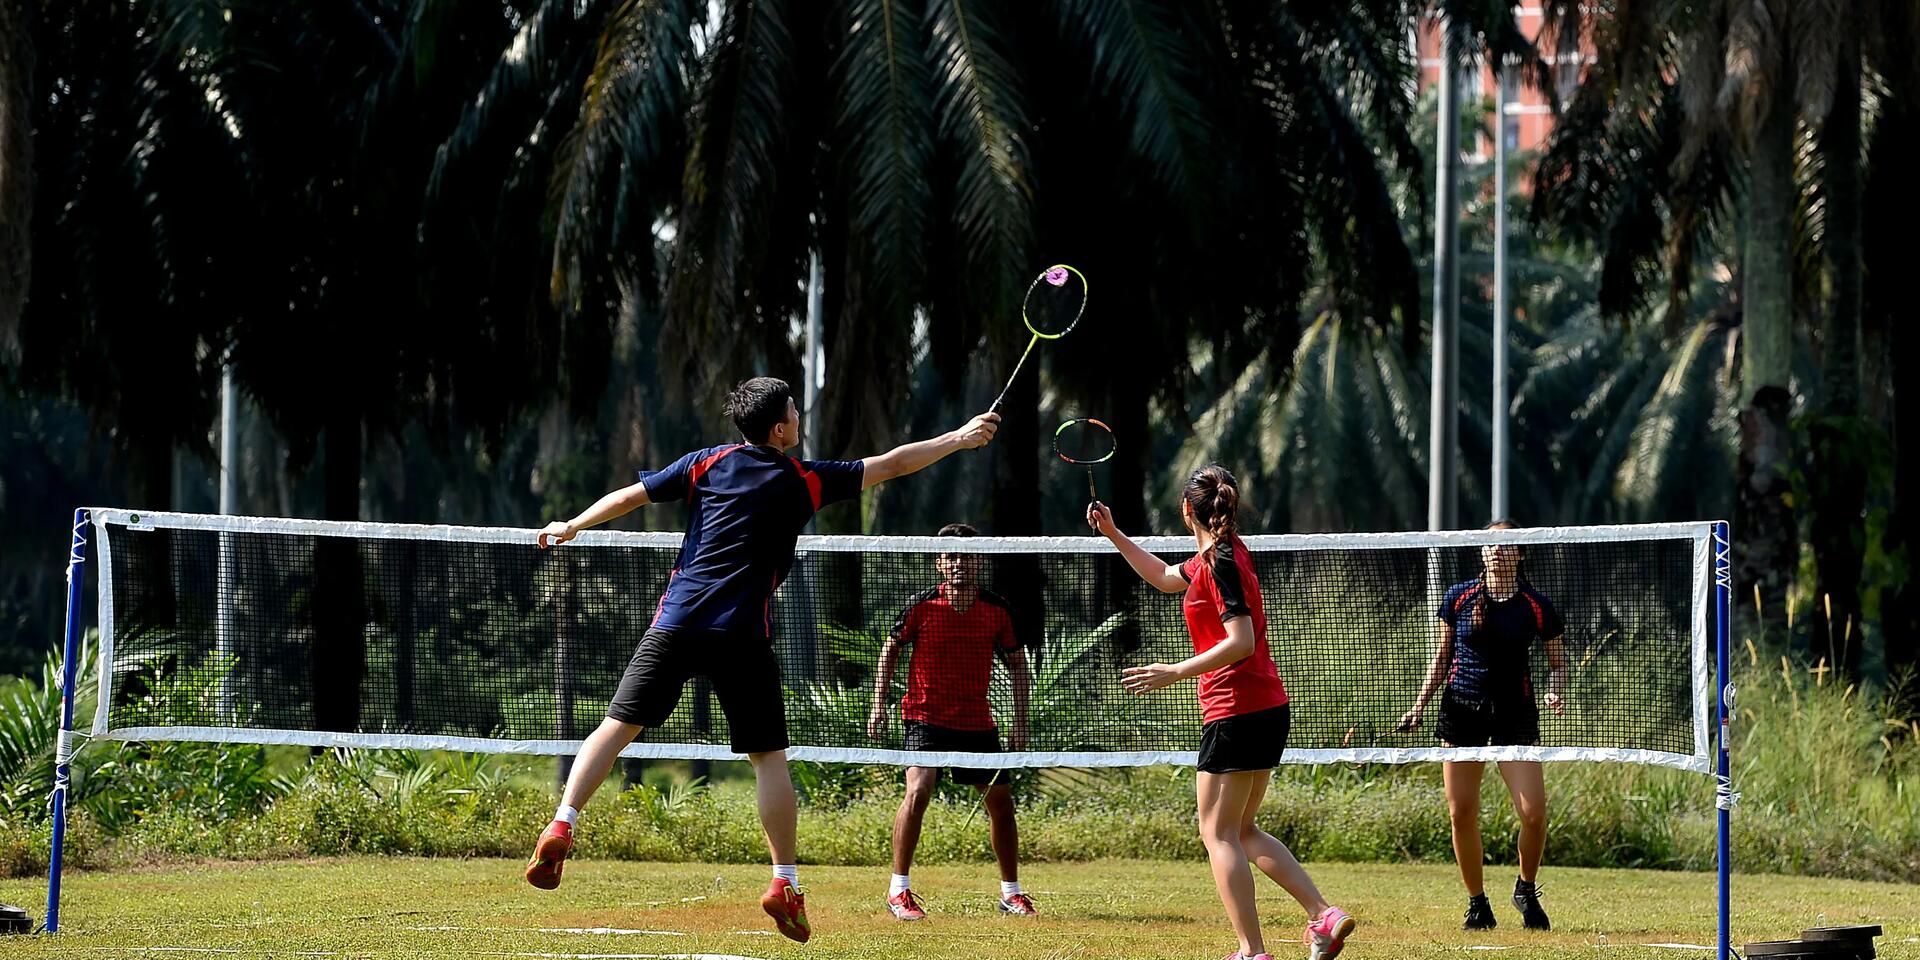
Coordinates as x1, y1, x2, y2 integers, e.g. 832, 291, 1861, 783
496, 0, 1453, 538
1521, 0, 1884, 664
0, 0, 29, 338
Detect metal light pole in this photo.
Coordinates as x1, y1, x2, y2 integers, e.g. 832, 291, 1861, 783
1491, 57, 1510, 521
1428, 29, 1462, 534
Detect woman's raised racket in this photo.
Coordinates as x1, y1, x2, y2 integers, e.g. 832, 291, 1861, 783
1053, 417, 1116, 500
988, 264, 1088, 413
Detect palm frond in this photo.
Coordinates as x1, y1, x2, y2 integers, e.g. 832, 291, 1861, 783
832, 0, 935, 302
551, 0, 698, 314
1050, 0, 1216, 199
431, 0, 599, 201
661, 0, 803, 400
926, 0, 1031, 327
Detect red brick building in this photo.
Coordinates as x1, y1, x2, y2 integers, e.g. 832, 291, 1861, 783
1415, 8, 1596, 161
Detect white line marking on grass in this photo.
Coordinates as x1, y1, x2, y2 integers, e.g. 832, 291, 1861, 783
84, 950, 338, 957
406, 927, 689, 937
1643, 944, 1711, 950
484, 953, 767, 960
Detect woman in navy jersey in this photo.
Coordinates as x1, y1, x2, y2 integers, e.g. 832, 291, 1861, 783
1399, 520, 1568, 931
1090, 465, 1355, 960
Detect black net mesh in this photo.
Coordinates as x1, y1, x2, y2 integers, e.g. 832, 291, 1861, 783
97, 517, 1704, 764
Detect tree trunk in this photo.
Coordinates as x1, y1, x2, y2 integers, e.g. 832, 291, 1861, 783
311, 411, 365, 734
1808, 36, 1866, 679
1863, 8, 1920, 725
1735, 74, 1799, 642
0, 0, 31, 345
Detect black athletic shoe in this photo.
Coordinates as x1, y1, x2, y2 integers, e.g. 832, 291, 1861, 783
1463, 894, 1497, 930
1513, 878, 1550, 931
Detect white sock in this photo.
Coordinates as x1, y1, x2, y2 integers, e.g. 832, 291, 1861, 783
773, 864, 799, 885
554, 804, 579, 825
1000, 880, 1022, 898
889, 874, 911, 897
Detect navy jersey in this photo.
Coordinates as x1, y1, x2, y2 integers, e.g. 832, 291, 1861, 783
1437, 579, 1565, 701
640, 444, 863, 634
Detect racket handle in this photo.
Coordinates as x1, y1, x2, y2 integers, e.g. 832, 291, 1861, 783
988, 335, 1041, 414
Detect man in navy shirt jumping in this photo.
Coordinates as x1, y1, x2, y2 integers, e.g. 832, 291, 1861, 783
525, 376, 1000, 943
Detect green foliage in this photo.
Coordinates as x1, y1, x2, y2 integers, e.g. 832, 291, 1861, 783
2, 644, 1914, 881
0, 634, 93, 819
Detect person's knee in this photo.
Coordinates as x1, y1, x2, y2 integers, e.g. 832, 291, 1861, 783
903, 773, 937, 810
745, 749, 790, 775
1517, 796, 1548, 831
1202, 832, 1244, 858
1448, 796, 1481, 830
980, 784, 1015, 813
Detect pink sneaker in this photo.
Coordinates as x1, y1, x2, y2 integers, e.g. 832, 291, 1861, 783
1305, 905, 1356, 960
887, 889, 927, 921
997, 893, 1039, 916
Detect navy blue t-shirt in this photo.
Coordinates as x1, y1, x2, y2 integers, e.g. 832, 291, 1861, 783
640, 444, 864, 634
1437, 579, 1564, 701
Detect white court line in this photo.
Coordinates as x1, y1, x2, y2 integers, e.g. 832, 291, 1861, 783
1643, 944, 1712, 950
80, 951, 337, 957
406, 926, 688, 937
483, 954, 766, 960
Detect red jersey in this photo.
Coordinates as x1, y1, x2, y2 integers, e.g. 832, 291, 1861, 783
1180, 536, 1288, 724
892, 584, 1019, 731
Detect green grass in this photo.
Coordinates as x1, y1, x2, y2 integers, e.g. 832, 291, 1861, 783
1, 859, 1916, 958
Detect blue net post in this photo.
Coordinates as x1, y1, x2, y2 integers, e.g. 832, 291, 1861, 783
1712, 521, 1733, 959
47, 508, 89, 934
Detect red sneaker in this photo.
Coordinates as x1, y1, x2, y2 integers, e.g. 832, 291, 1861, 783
998, 892, 1039, 916
887, 888, 927, 921
523, 820, 573, 890
761, 877, 812, 943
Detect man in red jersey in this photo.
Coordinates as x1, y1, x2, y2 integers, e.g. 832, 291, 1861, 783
866, 523, 1035, 920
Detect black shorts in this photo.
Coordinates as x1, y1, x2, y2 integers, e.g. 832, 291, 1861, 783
1196, 704, 1291, 774
1434, 686, 1539, 748
902, 721, 1005, 786
607, 625, 788, 755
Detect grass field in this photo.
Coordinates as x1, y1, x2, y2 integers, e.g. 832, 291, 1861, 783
2, 859, 1915, 958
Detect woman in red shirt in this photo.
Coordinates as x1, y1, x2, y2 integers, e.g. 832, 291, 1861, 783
1089, 465, 1355, 960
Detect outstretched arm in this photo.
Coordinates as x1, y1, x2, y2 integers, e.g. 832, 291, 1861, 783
1087, 501, 1186, 593
538, 482, 651, 547
861, 413, 1000, 489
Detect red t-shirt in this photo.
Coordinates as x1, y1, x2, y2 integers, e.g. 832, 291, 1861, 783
892, 585, 1019, 731
1179, 536, 1288, 724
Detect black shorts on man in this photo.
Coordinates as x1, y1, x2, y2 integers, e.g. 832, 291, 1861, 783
901, 721, 1005, 786
607, 625, 788, 755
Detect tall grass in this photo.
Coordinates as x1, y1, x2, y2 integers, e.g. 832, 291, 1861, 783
1, 637, 1913, 882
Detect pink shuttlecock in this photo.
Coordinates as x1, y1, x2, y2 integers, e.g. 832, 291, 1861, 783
1044, 266, 1069, 287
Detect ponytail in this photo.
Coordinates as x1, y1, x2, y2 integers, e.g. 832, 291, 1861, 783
1183, 465, 1241, 554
